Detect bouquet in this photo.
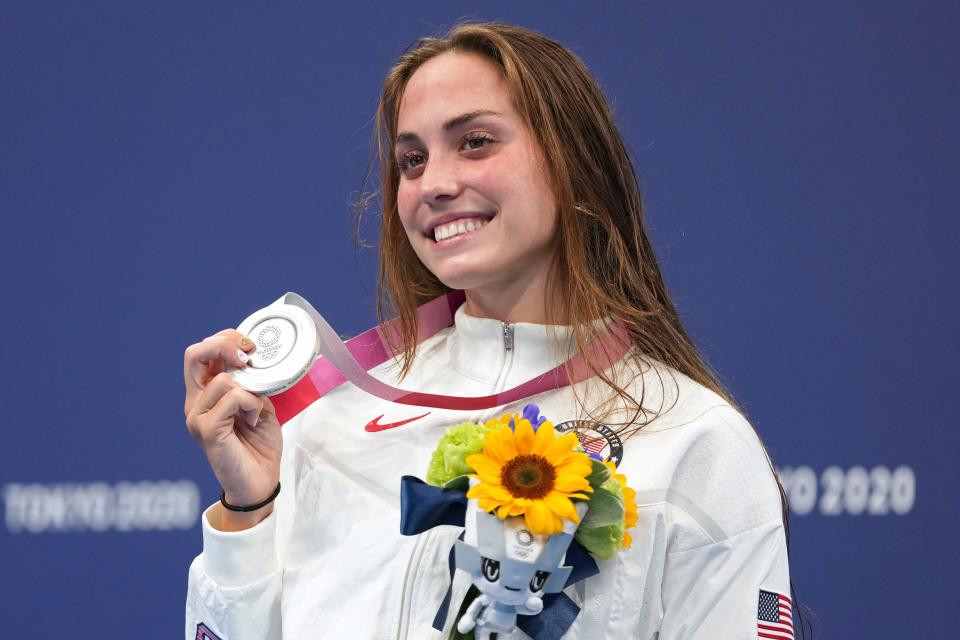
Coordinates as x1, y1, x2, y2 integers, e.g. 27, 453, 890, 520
401, 404, 638, 640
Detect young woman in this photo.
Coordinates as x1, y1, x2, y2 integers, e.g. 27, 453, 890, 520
184, 22, 796, 640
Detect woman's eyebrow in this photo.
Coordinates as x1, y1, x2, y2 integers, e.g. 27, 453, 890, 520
395, 109, 503, 145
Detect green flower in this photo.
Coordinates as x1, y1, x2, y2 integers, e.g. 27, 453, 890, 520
426, 421, 490, 487
574, 474, 627, 560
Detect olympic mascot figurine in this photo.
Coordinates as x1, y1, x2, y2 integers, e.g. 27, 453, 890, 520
400, 404, 639, 640
454, 490, 586, 638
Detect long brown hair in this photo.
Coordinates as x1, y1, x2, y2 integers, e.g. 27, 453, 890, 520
361, 22, 809, 636
371, 22, 728, 424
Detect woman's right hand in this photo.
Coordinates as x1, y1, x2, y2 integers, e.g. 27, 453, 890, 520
183, 329, 283, 531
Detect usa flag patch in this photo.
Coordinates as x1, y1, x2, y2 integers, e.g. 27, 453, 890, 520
757, 588, 793, 639
195, 623, 222, 640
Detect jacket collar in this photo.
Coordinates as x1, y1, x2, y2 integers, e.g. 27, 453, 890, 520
448, 303, 578, 386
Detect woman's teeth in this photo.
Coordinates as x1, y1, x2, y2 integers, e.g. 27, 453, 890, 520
433, 218, 489, 242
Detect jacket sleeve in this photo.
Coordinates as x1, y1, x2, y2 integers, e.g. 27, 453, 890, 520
656, 402, 794, 639
185, 504, 283, 639
185, 404, 308, 639
658, 518, 793, 639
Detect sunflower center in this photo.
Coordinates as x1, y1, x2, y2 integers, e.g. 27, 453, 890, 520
500, 454, 556, 499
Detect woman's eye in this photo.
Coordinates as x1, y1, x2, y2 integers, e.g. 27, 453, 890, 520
462, 133, 494, 151
397, 152, 425, 173
397, 134, 493, 175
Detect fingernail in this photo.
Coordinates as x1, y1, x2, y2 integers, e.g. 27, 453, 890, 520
236, 349, 250, 365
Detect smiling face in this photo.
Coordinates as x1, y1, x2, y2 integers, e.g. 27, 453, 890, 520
394, 52, 558, 317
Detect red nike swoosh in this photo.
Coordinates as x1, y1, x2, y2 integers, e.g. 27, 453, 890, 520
365, 412, 431, 433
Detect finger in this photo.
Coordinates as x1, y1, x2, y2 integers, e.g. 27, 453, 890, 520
215, 328, 258, 353
258, 396, 279, 426
205, 386, 264, 430
203, 330, 256, 360
185, 372, 236, 431
260, 395, 276, 415
183, 333, 253, 394
190, 372, 243, 417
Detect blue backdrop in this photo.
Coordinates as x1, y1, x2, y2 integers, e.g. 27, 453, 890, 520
1, 1, 956, 637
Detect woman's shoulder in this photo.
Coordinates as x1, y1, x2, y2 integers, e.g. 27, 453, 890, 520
611, 357, 784, 546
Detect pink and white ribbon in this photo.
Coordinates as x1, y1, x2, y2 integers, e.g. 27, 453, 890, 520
271, 291, 631, 425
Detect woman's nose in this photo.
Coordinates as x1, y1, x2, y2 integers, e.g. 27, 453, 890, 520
419, 154, 463, 204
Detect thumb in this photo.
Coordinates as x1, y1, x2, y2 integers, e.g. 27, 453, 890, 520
247, 396, 280, 429
260, 396, 278, 424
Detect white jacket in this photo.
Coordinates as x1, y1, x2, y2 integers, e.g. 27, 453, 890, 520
186, 304, 792, 639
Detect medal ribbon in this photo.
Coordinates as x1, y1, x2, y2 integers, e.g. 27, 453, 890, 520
271, 290, 632, 425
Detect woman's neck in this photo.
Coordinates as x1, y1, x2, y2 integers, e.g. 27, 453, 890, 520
462, 272, 556, 325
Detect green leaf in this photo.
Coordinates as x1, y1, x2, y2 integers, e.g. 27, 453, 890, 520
575, 522, 623, 560
576, 475, 628, 559
582, 486, 624, 528
585, 459, 612, 492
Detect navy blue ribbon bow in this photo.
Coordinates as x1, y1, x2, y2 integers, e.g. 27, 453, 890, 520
399, 475, 599, 640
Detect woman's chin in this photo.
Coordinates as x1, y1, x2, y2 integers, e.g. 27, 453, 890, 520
431, 270, 489, 293
418, 251, 492, 292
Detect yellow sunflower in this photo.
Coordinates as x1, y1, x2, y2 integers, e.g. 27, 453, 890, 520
466, 417, 594, 535
604, 460, 639, 548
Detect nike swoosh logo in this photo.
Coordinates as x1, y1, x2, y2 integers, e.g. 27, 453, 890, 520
365, 412, 431, 433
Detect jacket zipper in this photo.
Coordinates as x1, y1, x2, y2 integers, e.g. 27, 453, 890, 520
396, 324, 516, 638
396, 529, 429, 640
494, 322, 516, 393
502, 322, 514, 351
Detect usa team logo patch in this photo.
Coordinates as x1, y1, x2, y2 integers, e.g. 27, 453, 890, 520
554, 420, 623, 467
757, 588, 793, 639
196, 623, 223, 640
